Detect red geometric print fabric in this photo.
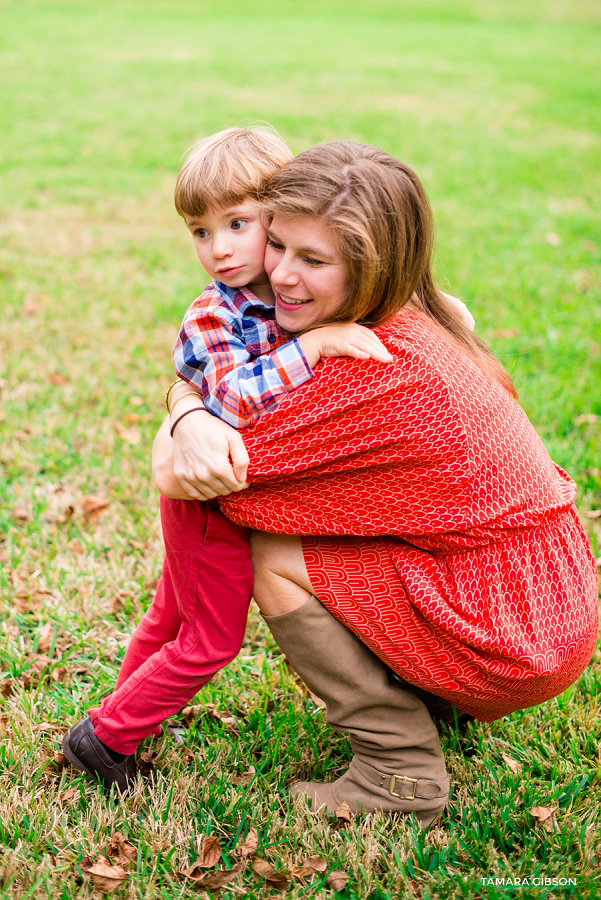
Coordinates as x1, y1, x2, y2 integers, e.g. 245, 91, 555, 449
220, 310, 598, 720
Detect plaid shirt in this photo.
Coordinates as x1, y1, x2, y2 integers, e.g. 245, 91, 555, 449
173, 281, 314, 428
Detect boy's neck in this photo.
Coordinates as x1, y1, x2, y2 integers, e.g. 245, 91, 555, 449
246, 276, 275, 306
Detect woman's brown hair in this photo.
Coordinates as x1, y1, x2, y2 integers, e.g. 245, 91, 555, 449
263, 141, 516, 397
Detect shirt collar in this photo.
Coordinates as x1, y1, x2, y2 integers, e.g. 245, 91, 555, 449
214, 280, 276, 313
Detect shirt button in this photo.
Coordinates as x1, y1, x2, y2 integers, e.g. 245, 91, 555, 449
268, 334, 276, 344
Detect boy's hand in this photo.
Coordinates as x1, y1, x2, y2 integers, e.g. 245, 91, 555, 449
298, 323, 393, 367
443, 293, 475, 331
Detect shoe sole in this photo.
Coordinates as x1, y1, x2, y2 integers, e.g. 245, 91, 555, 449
62, 730, 99, 781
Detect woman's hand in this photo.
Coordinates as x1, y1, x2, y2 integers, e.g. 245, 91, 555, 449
171, 408, 250, 500
153, 411, 250, 500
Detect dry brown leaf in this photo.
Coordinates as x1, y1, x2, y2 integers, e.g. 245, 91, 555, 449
232, 764, 256, 786
326, 869, 350, 891
51, 666, 68, 683
114, 422, 141, 445
68, 538, 85, 554
494, 328, 519, 339
501, 752, 522, 775
150, 839, 170, 854
574, 413, 597, 426
305, 856, 327, 873
252, 858, 291, 890
182, 860, 245, 888
584, 510, 601, 520
180, 745, 196, 765
43, 499, 75, 524
22, 654, 53, 689
82, 494, 111, 522
49, 372, 68, 385
81, 856, 128, 893
12, 506, 31, 523
38, 622, 54, 655
107, 832, 137, 867
198, 835, 222, 868
181, 704, 203, 726
205, 703, 239, 731
235, 827, 259, 858
15, 591, 40, 613
334, 801, 353, 822
530, 806, 560, 833
1, 679, 14, 697
290, 864, 319, 881
144, 575, 160, 592
59, 788, 77, 804
137, 748, 160, 775
109, 595, 125, 614
53, 752, 68, 770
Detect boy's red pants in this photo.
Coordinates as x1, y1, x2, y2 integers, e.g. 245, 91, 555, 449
89, 496, 253, 755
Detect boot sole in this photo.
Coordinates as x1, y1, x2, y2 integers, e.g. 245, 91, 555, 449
62, 731, 98, 781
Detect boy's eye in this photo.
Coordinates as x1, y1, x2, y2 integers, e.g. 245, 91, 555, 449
230, 219, 246, 230
194, 228, 209, 239
266, 238, 284, 251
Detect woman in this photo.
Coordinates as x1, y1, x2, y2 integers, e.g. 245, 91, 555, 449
154, 141, 598, 827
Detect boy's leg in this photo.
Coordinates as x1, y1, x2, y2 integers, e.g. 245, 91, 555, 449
88, 498, 253, 755
115, 557, 182, 690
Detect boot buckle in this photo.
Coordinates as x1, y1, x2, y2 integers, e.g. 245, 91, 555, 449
386, 774, 417, 800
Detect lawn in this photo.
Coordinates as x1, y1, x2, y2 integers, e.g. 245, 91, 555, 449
1, 0, 600, 897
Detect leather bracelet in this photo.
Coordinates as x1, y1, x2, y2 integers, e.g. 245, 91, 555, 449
165, 378, 183, 413
169, 406, 207, 438
169, 390, 203, 416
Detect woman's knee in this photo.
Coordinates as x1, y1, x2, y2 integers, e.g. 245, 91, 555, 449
250, 531, 315, 614
251, 532, 300, 578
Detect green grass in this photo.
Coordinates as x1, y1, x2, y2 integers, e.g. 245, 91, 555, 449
1, 0, 600, 896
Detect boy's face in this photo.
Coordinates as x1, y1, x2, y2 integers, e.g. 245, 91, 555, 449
183, 200, 272, 302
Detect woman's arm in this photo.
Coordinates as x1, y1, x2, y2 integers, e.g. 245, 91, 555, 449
152, 410, 250, 501
152, 416, 192, 499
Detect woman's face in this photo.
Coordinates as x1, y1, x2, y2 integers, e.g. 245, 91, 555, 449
264, 215, 350, 332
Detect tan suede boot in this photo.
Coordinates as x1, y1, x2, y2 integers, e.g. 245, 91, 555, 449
264, 596, 449, 827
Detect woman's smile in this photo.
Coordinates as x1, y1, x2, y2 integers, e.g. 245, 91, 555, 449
276, 294, 314, 308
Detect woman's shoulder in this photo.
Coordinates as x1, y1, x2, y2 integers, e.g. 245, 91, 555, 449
376, 308, 451, 359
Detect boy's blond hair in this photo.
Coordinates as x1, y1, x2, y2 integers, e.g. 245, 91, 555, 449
175, 126, 293, 218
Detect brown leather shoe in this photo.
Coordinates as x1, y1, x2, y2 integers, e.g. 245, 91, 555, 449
62, 717, 138, 794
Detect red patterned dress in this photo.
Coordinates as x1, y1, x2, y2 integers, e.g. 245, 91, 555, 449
220, 310, 598, 721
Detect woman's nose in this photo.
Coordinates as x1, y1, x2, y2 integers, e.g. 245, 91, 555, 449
270, 254, 299, 286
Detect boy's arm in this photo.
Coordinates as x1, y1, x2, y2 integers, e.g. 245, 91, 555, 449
174, 303, 314, 429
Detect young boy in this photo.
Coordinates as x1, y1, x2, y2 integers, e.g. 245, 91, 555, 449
62, 127, 393, 793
